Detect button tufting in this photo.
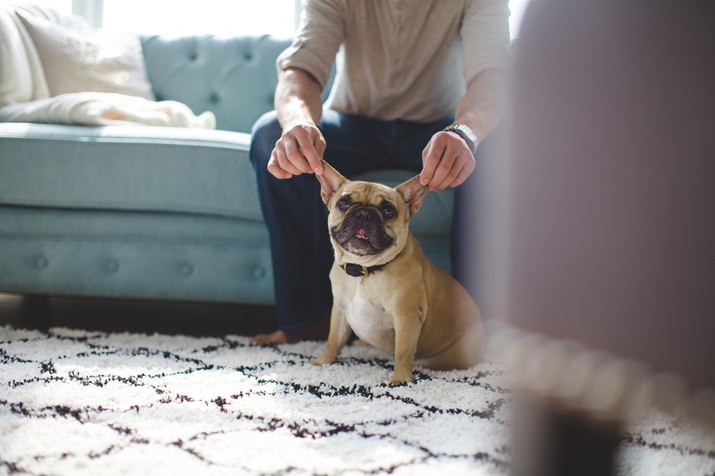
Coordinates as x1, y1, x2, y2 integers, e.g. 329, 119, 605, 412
35, 256, 48, 270
189, 53, 198, 61
180, 263, 193, 277
208, 92, 219, 103
244, 52, 253, 61
252, 266, 266, 279
106, 259, 119, 273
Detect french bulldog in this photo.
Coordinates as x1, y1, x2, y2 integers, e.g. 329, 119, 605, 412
312, 160, 485, 384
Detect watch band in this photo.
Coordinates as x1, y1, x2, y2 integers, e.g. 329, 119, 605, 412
443, 123, 480, 155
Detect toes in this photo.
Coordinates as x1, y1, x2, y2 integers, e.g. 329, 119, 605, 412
251, 330, 290, 345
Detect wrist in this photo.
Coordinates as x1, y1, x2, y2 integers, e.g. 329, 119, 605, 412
279, 99, 319, 131
443, 123, 480, 155
280, 116, 318, 134
284, 120, 317, 131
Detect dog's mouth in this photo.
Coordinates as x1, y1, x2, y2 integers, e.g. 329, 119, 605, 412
331, 209, 394, 256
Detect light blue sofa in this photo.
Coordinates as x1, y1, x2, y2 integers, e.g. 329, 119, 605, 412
0, 35, 454, 305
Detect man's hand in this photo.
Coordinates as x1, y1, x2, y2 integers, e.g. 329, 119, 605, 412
267, 122, 326, 179
419, 68, 507, 190
420, 131, 476, 191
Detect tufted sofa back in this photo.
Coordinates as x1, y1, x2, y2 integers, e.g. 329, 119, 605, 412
140, 35, 333, 133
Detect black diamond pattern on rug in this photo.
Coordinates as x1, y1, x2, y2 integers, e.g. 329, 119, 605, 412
1, 326, 713, 475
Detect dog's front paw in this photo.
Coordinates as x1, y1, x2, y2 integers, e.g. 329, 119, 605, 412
389, 371, 414, 385
311, 355, 335, 366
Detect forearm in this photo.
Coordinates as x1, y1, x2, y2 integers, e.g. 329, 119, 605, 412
275, 67, 324, 130
455, 68, 508, 142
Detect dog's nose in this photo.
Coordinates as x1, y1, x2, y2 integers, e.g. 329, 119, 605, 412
354, 207, 377, 221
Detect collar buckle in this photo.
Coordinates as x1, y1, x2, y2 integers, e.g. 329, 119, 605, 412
342, 263, 376, 278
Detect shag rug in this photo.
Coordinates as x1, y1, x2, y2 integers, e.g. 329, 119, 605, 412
1, 326, 713, 475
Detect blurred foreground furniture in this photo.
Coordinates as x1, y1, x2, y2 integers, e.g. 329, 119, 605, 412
497, 1, 715, 474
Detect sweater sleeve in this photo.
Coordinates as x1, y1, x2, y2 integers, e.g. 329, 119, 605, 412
461, 0, 511, 85
275, 0, 345, 89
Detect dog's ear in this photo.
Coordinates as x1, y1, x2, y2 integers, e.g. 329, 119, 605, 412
316, 160, 348, 205
396, 175, 429, 215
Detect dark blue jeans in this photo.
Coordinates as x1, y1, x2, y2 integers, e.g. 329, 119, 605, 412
249, 110, 483, 332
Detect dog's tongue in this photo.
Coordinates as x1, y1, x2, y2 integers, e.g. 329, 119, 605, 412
356, 228, 368, 239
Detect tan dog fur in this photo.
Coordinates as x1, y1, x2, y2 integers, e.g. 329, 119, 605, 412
312, 160, 485, 384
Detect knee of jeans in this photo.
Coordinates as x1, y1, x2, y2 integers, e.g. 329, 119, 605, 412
250, 111, 282, 167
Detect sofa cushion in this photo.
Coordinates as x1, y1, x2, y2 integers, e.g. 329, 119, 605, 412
0, 122, 453, 236
0, 122, 263, 221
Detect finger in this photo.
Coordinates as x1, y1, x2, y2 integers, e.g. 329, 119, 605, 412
436, 158, 466, 191
283, 136, 313, 174
293, 127, 325, 175
420, 138, 445, 186
275, 146, 303, 176
315, 134, 327, 157
440, 151, 476, 189
451, 159, 475, 187
428, 145, 457, 190
267, 153, 292, 179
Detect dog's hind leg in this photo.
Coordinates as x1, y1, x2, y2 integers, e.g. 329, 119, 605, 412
416, 321, 485, 371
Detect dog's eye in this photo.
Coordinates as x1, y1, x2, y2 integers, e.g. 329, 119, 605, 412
381, 203, 396, 219
337, 196, 351, 212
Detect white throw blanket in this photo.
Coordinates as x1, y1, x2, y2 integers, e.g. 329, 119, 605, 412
0, 92, 216, 128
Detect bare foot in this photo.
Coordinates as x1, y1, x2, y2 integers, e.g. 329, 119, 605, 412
251, 330, 294, 345
251, 316, 330, 345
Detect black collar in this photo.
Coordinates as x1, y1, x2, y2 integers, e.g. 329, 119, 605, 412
341, 262, 386, 278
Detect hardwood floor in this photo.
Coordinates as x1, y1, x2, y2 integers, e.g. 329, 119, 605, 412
0, 293, 277, 337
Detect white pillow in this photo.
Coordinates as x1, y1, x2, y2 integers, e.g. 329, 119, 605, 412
17, 12, 154, 100
0, 6, 35, 106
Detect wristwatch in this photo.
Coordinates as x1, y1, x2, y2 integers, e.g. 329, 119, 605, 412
443, 123, 480, 155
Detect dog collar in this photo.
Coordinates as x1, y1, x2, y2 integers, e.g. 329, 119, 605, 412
341, 262, 385, 278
